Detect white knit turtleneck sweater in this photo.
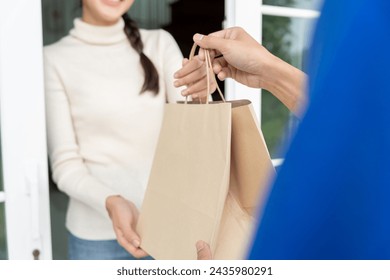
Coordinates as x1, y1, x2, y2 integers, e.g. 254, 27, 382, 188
44, 18, 184, 240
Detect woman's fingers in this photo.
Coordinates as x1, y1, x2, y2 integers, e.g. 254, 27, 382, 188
174, 57, 203, 80
115, 227, 149, 259
117, 235, 149, 258
175, 53, 226, 95
175, 64, 207, 88
182, 75, 217, 97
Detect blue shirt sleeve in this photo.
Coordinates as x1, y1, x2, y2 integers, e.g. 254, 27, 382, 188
249, 0, 390, 259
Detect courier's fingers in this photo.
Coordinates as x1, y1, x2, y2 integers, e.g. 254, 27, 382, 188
196, 240, 212, 260
193, 33, 228, 54
217, 68, 232, 81
212, 57, 228, 73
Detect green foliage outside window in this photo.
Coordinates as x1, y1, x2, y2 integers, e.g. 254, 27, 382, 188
262, 0, 295, 157
261, 1, 320, 158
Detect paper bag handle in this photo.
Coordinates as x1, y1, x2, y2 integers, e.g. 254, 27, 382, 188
185, 43, 226, 104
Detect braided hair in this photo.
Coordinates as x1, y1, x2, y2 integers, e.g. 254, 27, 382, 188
122, 13, 159, 95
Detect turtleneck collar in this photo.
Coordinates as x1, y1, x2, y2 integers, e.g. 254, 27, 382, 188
70, 18, 127, 45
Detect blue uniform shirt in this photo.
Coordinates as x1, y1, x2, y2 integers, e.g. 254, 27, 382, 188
249, 0, 390, 259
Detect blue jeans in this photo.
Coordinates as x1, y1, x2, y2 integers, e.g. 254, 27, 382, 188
68, 232, 153, 260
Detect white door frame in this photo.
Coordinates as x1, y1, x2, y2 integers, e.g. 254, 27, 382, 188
224, 0, 262, 124
0, 0, 52, 259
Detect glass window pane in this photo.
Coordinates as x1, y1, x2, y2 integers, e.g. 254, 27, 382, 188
263, 0, 323, 10
0, 133, 7, 259
0, 203, 7, 260
262, 15, 316, 157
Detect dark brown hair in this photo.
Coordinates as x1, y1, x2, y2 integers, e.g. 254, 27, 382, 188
122, 13, 159, 95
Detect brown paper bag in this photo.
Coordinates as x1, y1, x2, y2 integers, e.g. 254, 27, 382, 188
137, 101, 233, 260
214, 100, 275, 259
137, 45, 275, 259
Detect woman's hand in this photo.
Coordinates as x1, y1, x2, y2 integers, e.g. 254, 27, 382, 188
174, 55, 217, 100
106, 195, 149, 258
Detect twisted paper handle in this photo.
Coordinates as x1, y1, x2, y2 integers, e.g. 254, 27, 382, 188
185, 43, 226, 104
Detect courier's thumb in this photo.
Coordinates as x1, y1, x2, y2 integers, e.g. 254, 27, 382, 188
193, 33, 227, 53
196, 240, 212, 260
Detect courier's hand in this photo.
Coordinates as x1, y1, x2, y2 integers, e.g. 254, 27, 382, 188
190, 27, 274, 90
106, 195, 149, 258
196, 240, 212, 260
176, 27, 306, 115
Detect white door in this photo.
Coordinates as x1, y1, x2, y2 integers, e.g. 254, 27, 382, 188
0, 0, 52, 260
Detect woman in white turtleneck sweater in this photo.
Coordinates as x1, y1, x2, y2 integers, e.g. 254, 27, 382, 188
44, 0, 207, 260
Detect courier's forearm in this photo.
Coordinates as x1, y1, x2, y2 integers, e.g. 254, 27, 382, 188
262, 55, 307, 117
